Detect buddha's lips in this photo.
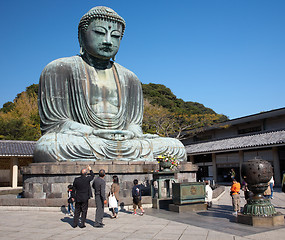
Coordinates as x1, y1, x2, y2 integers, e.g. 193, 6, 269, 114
100, 47, 113, 52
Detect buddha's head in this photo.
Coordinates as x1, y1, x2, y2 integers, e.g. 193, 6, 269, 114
78, 6, 126, 61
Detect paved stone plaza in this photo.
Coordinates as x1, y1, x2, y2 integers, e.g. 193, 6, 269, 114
0, 187, 284, 240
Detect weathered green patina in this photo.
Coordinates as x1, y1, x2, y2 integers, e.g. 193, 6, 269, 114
241, 159, 277, 216
34, 6, 186, 162
172, 182, 206, 205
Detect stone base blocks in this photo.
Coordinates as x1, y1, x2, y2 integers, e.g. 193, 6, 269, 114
19, 161, 196, 207
169, 203, 207, 213
152, 198, 173, 209
237, 213, 284, 227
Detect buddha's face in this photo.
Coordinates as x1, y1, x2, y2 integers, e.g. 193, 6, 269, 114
82, 18, 123, 60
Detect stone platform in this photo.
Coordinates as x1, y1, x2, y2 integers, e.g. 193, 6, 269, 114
169, 203, 207, 213
20, 161, 197, 207
0, 195, 152, 208
237, 213, 285, 227
152, 198, 173, 209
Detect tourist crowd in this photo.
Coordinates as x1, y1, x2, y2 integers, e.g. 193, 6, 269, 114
69, 165, 144, 228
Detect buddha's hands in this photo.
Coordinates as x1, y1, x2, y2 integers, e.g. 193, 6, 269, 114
126, 124, 159, 139
61, 121, 94, 136
141, 133, 159, 139
92, 129, 135, 140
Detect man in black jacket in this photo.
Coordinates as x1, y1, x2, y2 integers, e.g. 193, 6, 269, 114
72, 165, 94, 228
92, 169, 107, 228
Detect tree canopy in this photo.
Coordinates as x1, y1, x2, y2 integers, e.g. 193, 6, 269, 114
0, 83, 228, 141
0, 86, 40, 141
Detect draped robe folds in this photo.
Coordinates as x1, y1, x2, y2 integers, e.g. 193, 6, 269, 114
33, 56, 187, 162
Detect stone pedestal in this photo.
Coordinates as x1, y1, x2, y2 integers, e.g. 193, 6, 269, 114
152, 198, 173, 209
20, 161, 196, 207
152, 172, 175, 199
237, 213, 284, 227
169, 203, 207, 212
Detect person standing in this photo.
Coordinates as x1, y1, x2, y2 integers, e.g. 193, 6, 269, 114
205, 181, 213, 208
264, 181, 271, 198
242, 180, 251, 200
110, 175, 120, 218
93, 169, 107, 228
67, 185, 75, 216
230, 179, 241, 216
72, 165, 94, 228
132, 179, 144, 215
230, 168, 236, 180
269, 176, 274, 199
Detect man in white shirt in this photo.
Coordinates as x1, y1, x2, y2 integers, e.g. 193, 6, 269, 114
205, 181, 213, 208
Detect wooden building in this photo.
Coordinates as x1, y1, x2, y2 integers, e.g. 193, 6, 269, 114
0, 140, 35, 188
182, 108, 285, 185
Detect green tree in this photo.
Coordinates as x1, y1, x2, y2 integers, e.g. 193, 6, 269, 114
0, 101, 15, 113
0, 87, 41, 141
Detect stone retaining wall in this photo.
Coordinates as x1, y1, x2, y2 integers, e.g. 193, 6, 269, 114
21, 161, 197, 204
0, 196, 152, 208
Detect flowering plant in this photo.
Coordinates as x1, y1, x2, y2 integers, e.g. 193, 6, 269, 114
156, 152, 179, 170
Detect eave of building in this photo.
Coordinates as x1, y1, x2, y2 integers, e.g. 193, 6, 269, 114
185, 130, 285, 155
0, 140, 36, 157
0, 155, 34, 157
182, 107, 285, 137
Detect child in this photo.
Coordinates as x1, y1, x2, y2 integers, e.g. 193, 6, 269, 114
67, 184, 75, 216
132, 179, 144, 215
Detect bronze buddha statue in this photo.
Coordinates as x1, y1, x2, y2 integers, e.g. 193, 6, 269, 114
34, 6, 186, 162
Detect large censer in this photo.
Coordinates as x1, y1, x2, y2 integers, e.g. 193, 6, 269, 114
241, 158, 276, 216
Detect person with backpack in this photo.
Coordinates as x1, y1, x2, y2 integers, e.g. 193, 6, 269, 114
132, 179, 144, 215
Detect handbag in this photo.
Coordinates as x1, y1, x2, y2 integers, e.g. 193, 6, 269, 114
108, 193, 118, 208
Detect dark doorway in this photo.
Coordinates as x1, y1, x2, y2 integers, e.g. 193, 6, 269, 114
217, 167, 240, 183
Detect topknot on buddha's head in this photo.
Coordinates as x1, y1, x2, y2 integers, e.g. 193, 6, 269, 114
78, 6, 126, 39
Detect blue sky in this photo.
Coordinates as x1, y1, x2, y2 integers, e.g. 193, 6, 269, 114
0, 0, 284, 119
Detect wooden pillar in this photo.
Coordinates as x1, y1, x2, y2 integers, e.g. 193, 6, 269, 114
239, 150, 244, 181
212, 153, 217, 183
10, 157, 18, 188
272, 147, 281, 185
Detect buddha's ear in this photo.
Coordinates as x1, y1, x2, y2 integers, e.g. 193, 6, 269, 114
80, 47, 84, 56
112, 55, 116, 61
78, 30, 85, 55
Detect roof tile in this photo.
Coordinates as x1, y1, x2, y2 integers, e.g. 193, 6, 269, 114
186, 130, 285, 154
0, 140, 36, 156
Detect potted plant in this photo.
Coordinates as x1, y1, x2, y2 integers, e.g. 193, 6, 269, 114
156, 152, 179, 172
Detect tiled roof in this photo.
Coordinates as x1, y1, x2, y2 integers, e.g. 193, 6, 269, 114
0, 140, 36, 156
183, 107, 285, 136
185, 130, 285, 155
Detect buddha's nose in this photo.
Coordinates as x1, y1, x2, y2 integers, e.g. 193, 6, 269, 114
103, 34, 112, 46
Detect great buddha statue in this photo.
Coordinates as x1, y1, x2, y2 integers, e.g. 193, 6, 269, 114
34, 6, 186, 162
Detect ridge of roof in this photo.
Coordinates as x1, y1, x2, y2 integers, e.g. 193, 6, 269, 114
183, 107, 285, 136
186, 129, 285, 154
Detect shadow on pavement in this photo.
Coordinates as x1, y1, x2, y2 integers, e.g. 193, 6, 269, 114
60, 216, 74, 227
197, 204, 237, 222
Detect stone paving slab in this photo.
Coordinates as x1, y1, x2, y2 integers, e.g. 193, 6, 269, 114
0, 187, 284, 240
